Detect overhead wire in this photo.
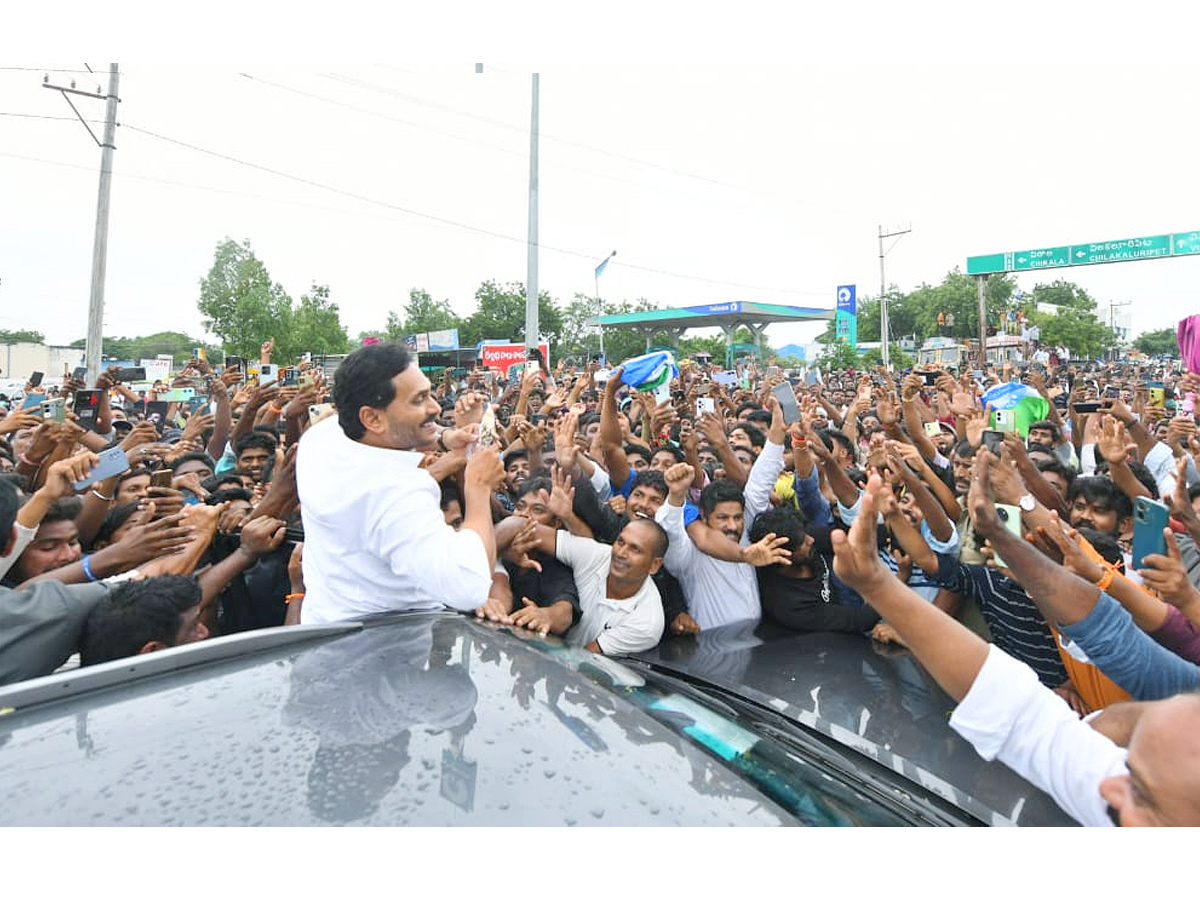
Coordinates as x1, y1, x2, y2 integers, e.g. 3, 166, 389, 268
118, 121, 829, 298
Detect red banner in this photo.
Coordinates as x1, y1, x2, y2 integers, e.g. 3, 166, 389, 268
480, 343, 550, 374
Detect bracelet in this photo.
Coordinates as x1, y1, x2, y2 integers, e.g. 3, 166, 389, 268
284, 592, 305, 604
1094, 565, 1116, 592
81, 553, 99, 583
268, 404, 284, 415
18, 452, 44, 468
436, 430, 449, 452
91, 489, 115, 502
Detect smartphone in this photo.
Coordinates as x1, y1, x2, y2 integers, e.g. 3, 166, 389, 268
259, 363, 278, 386
990, 503, 1023, 569
41, 398, 66, 423
771, 383, 802, 425
21, 393, 47, 411
186, 396, 210, 414
72, 366, 88, 381
225, 355, 244, 371
157, 388, 195, 402
696, 397, 716, 416
71, 446, 130, 492
993, 410, 1016, 433
150, 469, 174, 489
145, 400, 170, 433
1147, 383, 1165, 407
308, 403, 334, 425
281, 367, 299, 387
29, 371, 44, 388
921, 371, 939, 386
1131, 497, 1171, 571
113, 366, 146, 383
74, 389, 103, 430
1073, 402, 1102, 414
1104, 386, 1119, 399
981, 429, 1005, 455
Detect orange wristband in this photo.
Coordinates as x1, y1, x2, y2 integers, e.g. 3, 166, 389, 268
285, 592, 305, 604
1095, 566, 1116, 592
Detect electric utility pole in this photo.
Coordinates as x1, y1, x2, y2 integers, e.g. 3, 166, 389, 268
878, 223, 911, 370
44, 64, 120, 382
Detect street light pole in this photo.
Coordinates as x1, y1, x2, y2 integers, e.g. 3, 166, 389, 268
878, 223, 911, 370
525, 73, 540, 355
594, 249, 616, 362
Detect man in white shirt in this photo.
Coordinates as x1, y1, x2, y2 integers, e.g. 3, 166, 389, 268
830, 459, 1200, 826
297, 343, 506, 624
496, 515, 668, 654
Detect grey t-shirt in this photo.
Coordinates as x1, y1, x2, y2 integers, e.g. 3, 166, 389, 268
0, 581, 111, 686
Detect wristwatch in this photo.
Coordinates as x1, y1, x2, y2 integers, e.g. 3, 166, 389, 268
435, 429, 449, 452
1018, 493, 1036, 512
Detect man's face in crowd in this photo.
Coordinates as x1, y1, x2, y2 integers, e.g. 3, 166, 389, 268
933, 428, 954, 454
12, 427, 35, 459
697, 447, 720, 470
728, 428, 753, 454
951, 452, 973, 496
504, 457, 530, 494
582, 421, 601, 443
860, 415, 880, 432
811, 411, 829, 431
515, 489, 555, 527
736, 408, 753, 423
370, 364, 441, 451
116, 473, 151, 504
527, 393, 544, 414
1037, 468, 1068, 498
627, 454, 649, 473
705, 500, 744, 542
15, 519, 82, 581
236, 447, 273, 483
831, 390, 846, 406
733, 447, 755, 469
171, 602, 210, 649
627, 484, 666, 521
898, 489, 924, 527
1069, 494, 1123, 537
1098, 694, 1200, 826
650, 449, 678, 472
1028, 427, 1055, 449
609, 520, 664, 584
442, 499, 464, 530
174, 458, 213, 482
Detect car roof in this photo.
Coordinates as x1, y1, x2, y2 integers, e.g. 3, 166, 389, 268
632, 620, 1076, 826
0, 612, 906, 826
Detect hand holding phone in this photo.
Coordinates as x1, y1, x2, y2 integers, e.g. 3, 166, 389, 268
71, 446, 130, 492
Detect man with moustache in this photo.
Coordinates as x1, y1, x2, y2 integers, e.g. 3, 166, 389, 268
296, 343, 507, 624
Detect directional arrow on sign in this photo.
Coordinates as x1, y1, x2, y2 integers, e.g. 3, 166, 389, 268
1075, 250, 1086, 258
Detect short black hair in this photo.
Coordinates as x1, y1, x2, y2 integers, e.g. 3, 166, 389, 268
746, 409, 772, 428
516, 476, 553, 501
207, 487, 254, 506
333, 342, 414, 442
1035, 457, 1076, 494
699, 478, 744, 518
1028, 420, 1061, 442
631, 469, 668, 498
819, 428, 855, 460
651, 444, 686, 464
1067, 476, 1133, 523
170, 451, 217, 473
748, 504, 807, 561
92, 501, 140, 549
0, 478, 19, 553
625, 444, 652, 465
42, 496, 83, 525
729, 421, 765, 449
201, 473, 245, 494
439, 479, 462, 512
80, 575, 202, 666
504, 449, 529, 469
235, 431, 278, 457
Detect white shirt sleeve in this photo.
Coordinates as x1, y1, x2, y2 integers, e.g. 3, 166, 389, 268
587, 459, 613, 502
365, 482, 492, 611
595, 591, 665, 657
744, 440, 784, 532
0, 522, 37, 581
949, 645, 1129, 827
655, 501, 697, 577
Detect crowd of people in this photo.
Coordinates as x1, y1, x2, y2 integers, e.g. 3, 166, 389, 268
2, 335, 1199, 826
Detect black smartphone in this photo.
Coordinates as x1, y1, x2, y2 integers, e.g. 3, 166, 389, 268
981, 429, 1005, 454
74, 389, 103, 431
113, 366, 146, 383
225, 355, 244, 371
72, 366, 88, 381
29, 371, 44, 388
922, 371, 939, 386
281, 367, 299, 387
1073, 402, 1102, 414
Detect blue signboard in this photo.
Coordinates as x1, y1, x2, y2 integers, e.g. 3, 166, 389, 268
835, 285, 857, 346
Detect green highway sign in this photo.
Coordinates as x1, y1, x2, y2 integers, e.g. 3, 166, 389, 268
967, 230, 1200, 275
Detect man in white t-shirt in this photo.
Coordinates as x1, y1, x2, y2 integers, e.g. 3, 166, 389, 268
497, 516, 667, 654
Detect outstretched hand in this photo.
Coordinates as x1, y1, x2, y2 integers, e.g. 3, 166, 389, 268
831, 473, 891, 592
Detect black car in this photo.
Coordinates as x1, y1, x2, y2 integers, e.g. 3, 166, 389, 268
0, 612, 1073, 825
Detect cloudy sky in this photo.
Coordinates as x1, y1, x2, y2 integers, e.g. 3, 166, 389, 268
3, 9, 1198, 356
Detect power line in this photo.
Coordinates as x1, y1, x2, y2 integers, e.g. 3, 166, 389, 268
119, 121, 829, 297
0, 111, 106, 123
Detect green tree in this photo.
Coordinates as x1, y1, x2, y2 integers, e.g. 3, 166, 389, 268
1030, 306, 1115, 359
401, 288, 460, 336
1133, 328, 1178, 357
0, 328, 46, 344
356, 310, 407, 346
818, 341, 862, 372
289, 284, 350, 358
68, 331, 219, 364
1030, 280, 1096, 311
459, 281, 563, 356
558, 292, 606, 362
197, 238, 294, 358
860, 343, 912, 370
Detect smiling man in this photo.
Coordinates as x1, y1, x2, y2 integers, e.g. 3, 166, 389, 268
296, 343, 507, 624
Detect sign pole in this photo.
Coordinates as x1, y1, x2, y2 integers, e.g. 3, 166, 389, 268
976, 275, 988, 370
